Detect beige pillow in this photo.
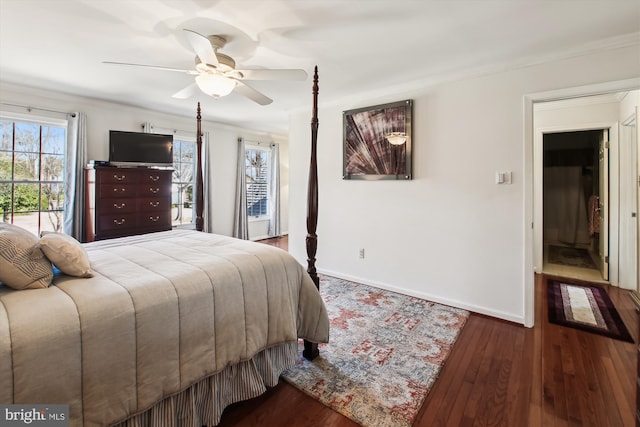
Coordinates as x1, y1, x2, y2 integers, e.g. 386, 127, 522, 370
0, 223, 53, 289
39, 233, 94, 278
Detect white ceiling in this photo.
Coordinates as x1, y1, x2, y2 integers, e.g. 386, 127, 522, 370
1, 0, 639, 135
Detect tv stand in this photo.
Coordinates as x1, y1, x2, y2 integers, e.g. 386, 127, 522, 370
84, 166, 172, 242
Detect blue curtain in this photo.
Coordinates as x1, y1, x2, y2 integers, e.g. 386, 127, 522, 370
63, 112, 87, 240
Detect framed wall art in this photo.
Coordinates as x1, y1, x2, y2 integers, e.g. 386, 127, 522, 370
343, 99, 412, 180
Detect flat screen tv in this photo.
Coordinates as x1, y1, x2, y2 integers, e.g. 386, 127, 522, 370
109, 130, 173, 168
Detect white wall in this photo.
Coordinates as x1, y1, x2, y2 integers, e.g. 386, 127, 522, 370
621, 90, 640, 120
534, 98, 621, 128
288, 44, 640, 324
0, 82, 289, 237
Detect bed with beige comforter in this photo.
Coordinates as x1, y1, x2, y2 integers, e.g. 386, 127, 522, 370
0, 230, 329, 426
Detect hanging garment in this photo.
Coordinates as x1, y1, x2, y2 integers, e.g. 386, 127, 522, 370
588, 195, 600, 235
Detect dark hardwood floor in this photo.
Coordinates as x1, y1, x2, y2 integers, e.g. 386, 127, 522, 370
256, 235, 289, 251
219, 236, 638, 427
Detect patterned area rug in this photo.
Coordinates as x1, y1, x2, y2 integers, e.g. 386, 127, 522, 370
548, 245, 597, 269
547, 280, 633, 343
282, 275, 469, 427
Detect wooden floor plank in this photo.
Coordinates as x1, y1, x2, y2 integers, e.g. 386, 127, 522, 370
504, 325, 532, 427
528, 275, 545, 427
416, 315, 484, 423
459, 324, 499, 424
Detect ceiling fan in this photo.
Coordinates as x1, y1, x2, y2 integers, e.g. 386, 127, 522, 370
103, 29, 308, 105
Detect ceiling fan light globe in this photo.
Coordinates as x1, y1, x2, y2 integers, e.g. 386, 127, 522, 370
195, 74, 237, 97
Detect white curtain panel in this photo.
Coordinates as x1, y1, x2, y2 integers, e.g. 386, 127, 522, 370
64, 112, 87, 240
233, 137, 249, 240
544, 166, 590, 245
268, 143, 281, 237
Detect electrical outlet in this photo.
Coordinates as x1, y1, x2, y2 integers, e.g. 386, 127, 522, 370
359, 248, 365, 259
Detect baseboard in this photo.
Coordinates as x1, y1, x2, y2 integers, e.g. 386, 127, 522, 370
317, 268, 526, 326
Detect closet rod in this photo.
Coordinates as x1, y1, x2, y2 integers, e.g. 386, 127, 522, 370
0, 102, 76, 117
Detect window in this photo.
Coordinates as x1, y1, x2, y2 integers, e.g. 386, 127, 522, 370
147, 125, 198, 229
0, 116, 66, 236
172, 138, 196, 227
245, 146, 270, 218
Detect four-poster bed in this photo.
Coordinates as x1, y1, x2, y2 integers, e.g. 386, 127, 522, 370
304, 66, 320, 360
0, 68, 326, 426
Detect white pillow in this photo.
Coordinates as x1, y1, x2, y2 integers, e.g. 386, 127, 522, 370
0, 223, 53, 289
39, 233, 94, 278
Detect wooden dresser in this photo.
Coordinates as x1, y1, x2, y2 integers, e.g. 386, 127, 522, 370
84, 166, 172, 242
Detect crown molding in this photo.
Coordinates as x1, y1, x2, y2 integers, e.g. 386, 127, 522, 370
510, 32, 640, 70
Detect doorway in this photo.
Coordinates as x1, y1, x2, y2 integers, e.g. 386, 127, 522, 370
541, 129, 608, 283
523, 79, 640, 328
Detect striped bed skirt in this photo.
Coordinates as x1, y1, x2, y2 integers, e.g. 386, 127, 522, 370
111, 341, 298, 427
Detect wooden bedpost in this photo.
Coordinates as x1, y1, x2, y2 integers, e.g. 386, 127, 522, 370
303, 66, 320, 361
195, 102, 204, 232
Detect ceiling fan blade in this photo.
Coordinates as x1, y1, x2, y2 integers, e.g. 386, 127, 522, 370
103, 61, 197, 74
233, 81, 273, 105
172, 82, 198, 99
183, 29, 219, 67
234, 69, 307, 81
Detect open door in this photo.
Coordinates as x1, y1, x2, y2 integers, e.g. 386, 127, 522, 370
636, 107, 640, 292
598, 129, 609, 280
620, 108, 639, 291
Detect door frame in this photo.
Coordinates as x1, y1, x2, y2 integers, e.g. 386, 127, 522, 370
523, 77, 640, 327
598, 129, 611, 281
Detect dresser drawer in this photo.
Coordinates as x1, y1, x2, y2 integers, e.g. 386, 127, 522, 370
99, 170, 139, 184
138, 184, 170, 197
138, 211, 172, 230
100, 198, 137, 214
140, 171, 171, 185
97, 213, 138, 232
100, 184, 137, 198
138, 197, 171, 212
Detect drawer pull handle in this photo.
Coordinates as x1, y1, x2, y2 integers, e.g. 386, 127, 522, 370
149, 187, 160, 193
149, 175, 160, 182
149, 216, 160, 222
149, 201, 160, 207
113, 188, 126, 193
113, 203, 126, 209
113, 218, 126, 225
113, 175, 126, 181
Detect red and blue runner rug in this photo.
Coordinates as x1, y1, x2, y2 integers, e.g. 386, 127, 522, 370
282, 275, 469, 427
